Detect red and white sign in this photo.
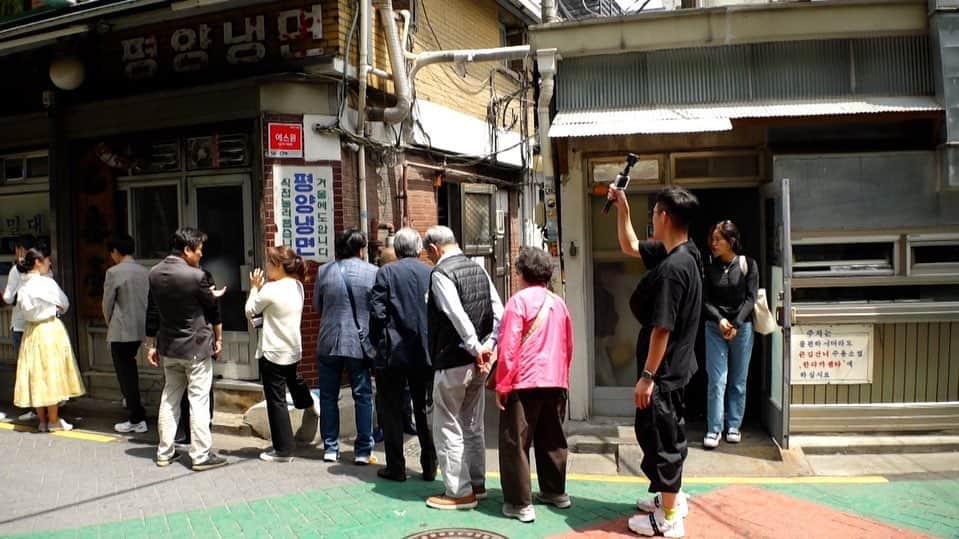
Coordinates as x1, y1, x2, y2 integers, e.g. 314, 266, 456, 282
267, 122, 303, 158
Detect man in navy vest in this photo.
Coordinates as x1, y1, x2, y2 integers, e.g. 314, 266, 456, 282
423, 225, 503, 510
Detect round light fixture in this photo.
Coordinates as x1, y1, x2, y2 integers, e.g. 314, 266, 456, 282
49, 55, 85, 91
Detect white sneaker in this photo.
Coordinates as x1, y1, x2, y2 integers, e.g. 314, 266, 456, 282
502, 503, 536, 523
323, 451, 338, 462
354, 454, 372, 465
114, 420, 148, 434
0, 411, 6, 420
260, 451, 294, 463
19, 410, 37, 421
703, 432, 720, 449
726, 428, 742, 443
628, 510, 685, 537
636, 492, 689, 519
47, 418, 74, 432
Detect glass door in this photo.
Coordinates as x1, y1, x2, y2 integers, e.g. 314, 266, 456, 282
185, 174, 257, 380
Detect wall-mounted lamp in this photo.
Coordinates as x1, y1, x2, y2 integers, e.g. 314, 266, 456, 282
49, 55, 85, 90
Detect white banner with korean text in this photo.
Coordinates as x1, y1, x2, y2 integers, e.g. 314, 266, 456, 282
272, 165, 334, 262
791, 324, 874, 384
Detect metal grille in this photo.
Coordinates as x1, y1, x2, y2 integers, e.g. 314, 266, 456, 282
557, 36, 933, 110
462, 192, 493, 251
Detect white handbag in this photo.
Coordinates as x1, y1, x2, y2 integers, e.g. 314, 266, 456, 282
739, 256, 778, 335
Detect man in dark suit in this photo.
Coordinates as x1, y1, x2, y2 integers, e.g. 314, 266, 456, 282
146, 227, 227, 471
370, 228, 437, 482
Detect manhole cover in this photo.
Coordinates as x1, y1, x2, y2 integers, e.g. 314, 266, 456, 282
404, 529, 508, 539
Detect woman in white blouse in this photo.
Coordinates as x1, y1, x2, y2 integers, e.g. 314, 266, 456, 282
245, 245, 318, 462
13, 247, 85, 432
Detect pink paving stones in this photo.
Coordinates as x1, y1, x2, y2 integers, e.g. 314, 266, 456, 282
550, 485, 934, 538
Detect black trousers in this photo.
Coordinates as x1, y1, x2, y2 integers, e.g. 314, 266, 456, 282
260, 358, 315, 456
499, 388, 569, 506
634, 387, 688, 494
376, 366, 436, 476
111, 341, 146, 424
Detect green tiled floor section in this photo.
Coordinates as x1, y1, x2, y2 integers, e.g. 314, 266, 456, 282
5, 479, 718, 539
8, 479, 959, 538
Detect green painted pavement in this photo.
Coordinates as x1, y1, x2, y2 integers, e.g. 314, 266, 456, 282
6, 478, 959, 539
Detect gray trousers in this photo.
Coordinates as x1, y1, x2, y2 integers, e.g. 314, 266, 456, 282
432, 363, 486, 498
157, 356, 214, 463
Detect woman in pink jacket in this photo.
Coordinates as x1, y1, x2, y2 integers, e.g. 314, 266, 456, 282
494, 247, 574, 524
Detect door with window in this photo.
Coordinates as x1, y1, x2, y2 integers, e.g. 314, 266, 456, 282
185, 175, 257, 380
761, 177, 792, 449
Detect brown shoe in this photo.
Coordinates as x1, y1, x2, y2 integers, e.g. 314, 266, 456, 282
472, 484, 488, 500
426, 493, 478, 510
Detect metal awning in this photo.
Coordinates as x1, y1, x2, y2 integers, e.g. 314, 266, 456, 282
549, 97, 943, 138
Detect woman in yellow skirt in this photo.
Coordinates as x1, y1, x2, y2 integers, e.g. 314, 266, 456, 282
13, 247, 86, 432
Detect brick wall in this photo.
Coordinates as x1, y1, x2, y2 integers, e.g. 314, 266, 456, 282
340, 0, 525, 123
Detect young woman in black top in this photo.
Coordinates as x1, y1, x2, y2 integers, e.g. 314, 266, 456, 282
703, 220, 758, 449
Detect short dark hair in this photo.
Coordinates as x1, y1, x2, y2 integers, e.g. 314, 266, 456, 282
711, 220, 742, 254
335, 228, 367, 260
170, 227, 207, 254
14, 235, 35, 250
515, 246, 554, 286
108, 233, 136, 256
654, 186, 699, 231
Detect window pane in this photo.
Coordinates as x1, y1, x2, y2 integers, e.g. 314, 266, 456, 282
593, 259, 647, 387
793, 241, 894, 275
4, 158, 23, 181
26, 156, 48, 178
196, 185, 246, 332
133, 186, 178, 259
462, 192, 493, 250
913, 244, 959, 265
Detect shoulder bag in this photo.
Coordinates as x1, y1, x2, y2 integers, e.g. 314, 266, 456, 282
486, 291, 556, 391
739, 256, 777, 335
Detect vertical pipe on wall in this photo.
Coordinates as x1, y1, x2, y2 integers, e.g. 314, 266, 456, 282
536, 49, 559, 249
357, 0, 371, 242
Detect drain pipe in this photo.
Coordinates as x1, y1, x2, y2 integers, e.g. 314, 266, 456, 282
408, 45, 530, 86
357, 0, 371, 240
368, 0, 412, 124
536, 49, 558, 249
542, 0, 559, 23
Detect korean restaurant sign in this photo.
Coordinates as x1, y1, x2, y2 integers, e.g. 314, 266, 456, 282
272, 165, 334, 262
267, 122, 303, 158
791, 325, 874, 384
111, 1, 329, 83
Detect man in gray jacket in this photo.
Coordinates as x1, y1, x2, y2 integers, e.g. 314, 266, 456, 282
313, 228, 378, 464
102, 234, 150, 434
146, 227, 226, 471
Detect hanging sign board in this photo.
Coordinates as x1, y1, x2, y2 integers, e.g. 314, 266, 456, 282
273, 165, 333, 262
267, 122, 303, 158
791, 324, 874, 384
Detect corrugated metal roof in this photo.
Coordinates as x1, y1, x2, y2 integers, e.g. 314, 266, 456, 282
549, 97, 943, 138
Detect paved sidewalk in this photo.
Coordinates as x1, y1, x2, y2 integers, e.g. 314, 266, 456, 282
1, 420, 958, 539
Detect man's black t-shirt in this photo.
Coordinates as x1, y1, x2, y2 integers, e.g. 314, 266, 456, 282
629, 240, 703, 392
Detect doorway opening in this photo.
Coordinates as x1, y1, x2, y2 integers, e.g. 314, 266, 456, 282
686, 187, 764, 432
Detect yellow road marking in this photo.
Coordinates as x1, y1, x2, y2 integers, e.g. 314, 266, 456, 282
1, 420, 117, 442
486, 471, 888, 485
51, 430, 117, 443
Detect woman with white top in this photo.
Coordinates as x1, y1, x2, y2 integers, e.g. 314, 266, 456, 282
13, 247, 86, 432
245, 245, 318, 462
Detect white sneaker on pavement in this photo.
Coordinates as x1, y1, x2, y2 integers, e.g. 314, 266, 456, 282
0, 411, 6, 420
19, 410, 37, 421
47, 418, 74, 432
628, 509, 685, 537
502, 503, 536, 523
726, 428, 742, 443
323, 451, 338, 462
636, 492, 689, 518
114, 420, 148, 434
703, 432, 720, 449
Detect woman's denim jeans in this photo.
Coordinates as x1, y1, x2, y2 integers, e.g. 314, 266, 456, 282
705, 320, 754, 434
317, 354, 374, 458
